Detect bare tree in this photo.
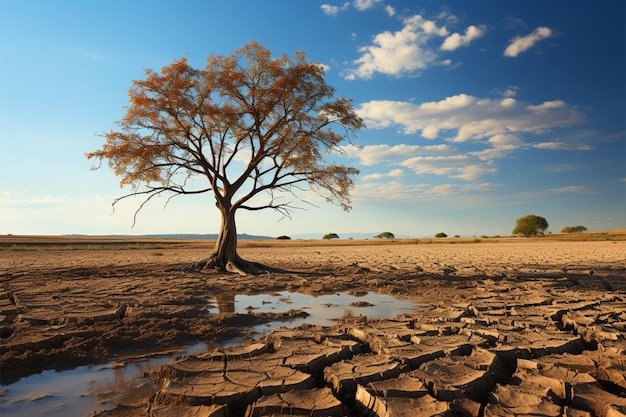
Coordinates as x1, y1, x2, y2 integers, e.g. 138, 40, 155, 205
87, 41, 363, 274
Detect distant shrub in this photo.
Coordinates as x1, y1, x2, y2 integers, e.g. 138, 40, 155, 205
513, 214, 548, 237
374, 232, 395, 239
435, 232, 447, 238
323, 233, 340, 239
454, 234, 460, 238
276, 235, 291, 240
561, 225, 587, 233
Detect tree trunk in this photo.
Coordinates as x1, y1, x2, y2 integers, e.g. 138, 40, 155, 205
214, 208, 239, 264
204, 207, 263, 275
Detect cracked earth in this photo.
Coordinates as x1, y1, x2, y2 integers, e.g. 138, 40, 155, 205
1, 238, 625, 416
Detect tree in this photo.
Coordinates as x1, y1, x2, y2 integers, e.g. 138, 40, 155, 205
513, 214, 549, 237
374, 232, 395, 239
323, 233, 340, 239
561, 225, 587, 233
86, 41, 363, 274
435, 232, 447, 238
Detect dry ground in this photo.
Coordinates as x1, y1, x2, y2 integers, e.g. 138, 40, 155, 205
0, 234, 625, 416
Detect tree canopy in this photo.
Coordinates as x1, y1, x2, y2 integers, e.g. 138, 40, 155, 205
561, 225, 588, 233
86, 41, 363, 273
374, 232, 395, 239
323, 233, 340, 239
513, 214, 549, 237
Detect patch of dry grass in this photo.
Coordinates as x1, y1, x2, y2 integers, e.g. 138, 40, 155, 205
1, 229, 624, 252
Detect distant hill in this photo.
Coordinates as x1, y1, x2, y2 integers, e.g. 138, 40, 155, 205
136, 233, 274, 240
63, 233, 274, 240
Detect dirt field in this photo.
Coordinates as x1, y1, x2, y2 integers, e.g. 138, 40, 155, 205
1, 235, 625, 416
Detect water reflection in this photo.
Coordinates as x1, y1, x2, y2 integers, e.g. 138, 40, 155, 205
0, 343, 207, 417
1, 291, 418, 417
215, 293, 235, 313
207, 291, 417, 338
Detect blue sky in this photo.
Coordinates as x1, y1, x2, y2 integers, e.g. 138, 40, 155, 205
1, 0, 624, 238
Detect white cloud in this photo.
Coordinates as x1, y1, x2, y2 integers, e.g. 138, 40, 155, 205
350, 93, 589, 182
500, 97, 516, 108
438, 9, 459, 25
344, 143, 450, 165
488, 134, 522, 147
503, 87, 519, 97
440, 25, 486, 51
345, 14, 449, 79
348, 144, 498, 182
352, 180, 428, 201
401, 155, 497, 180
362, 168, 404, 180
421, 125, 440, 139
357, 94, 584, 141
315, 62, 331, 73
533, 142, 593, 151
352, 180, 493, 202
548, 186, 591, 193
321, 2, 350, 16
353, 0, 382, 11
504, 26, 553, 57
384, 5, 395, 16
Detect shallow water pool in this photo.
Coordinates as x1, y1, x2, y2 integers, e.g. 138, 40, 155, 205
0, 291, 417, 417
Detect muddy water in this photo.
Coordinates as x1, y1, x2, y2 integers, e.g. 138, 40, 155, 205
0, 291, 417, 417
209, 291, 417, 336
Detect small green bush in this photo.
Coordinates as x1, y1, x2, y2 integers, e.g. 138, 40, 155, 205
374, 232, 395, 239
276, 235, 291, 240
323, 233, 340, 239
561, 225, 587, 233
435, 232, 447, 238
513, 214, 549, 236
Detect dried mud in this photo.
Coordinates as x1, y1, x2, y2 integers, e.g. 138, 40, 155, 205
1, 240, 625, 416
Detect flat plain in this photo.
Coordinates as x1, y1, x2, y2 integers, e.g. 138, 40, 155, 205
1, 233, 625, 416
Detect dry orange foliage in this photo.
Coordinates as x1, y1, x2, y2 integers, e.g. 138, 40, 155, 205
86, 41, 364, 272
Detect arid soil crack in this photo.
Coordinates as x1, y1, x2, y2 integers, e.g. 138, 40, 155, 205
1, 241, 624, 416
98, 281, 624, 417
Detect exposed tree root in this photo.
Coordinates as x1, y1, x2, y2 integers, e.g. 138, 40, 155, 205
194, 253, 269, 275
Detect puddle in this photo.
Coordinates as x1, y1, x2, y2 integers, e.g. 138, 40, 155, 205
208, 291, 417, 338
1, 291, 419, 417
0, 342, 209, 417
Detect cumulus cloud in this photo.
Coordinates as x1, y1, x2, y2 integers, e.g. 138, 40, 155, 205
353, 0, 383, 10
504, 26, 553, 57
345, 14, 449, 79
401, 155, 497, 181
356, 94, 584, 141
362, 168, 404, 180
343, 143, 450, 165
347, 143, 499, 182
503, 87, 519, 97
440, 25, 486, 51
344, 13, 487, 79
351, 180, 493, 201
349, 93, 589, 182
323, 0, 393, 15
321, 2, 350, 16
